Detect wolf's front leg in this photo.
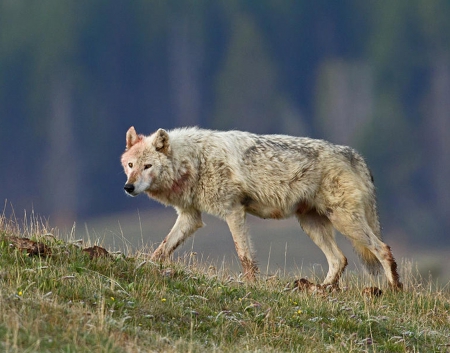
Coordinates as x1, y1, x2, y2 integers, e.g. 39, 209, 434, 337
151, 209, 203, 261
225, 206, 258, 280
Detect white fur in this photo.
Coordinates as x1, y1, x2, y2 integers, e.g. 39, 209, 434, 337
121, 126, 402, 289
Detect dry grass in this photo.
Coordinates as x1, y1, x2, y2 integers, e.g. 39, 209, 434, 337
1, 213, 450, 352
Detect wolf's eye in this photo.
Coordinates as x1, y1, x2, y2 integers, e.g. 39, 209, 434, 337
128, 162, 133, 168
144, 164, 152, 170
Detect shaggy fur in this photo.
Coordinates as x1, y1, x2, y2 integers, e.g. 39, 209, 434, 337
121, 126, 402, 289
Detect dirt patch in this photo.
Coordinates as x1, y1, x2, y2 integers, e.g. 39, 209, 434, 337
4, 236, 52, 257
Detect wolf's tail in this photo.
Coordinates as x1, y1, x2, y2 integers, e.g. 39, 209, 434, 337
352, 242, 382, 275
353, 170, 383, 275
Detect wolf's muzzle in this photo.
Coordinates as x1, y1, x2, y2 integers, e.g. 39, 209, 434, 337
124, 183, 135, 194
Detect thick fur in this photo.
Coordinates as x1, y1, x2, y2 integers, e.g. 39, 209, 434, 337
121, 126, 402, 289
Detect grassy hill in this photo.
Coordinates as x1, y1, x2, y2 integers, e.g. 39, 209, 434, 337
1, 214, 449, 352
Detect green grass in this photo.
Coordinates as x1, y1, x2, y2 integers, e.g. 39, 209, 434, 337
1, 214, 449, 352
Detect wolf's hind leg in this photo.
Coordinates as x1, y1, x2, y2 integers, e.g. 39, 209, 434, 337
151, 209, 203, 261
225, 207, 258, 280
328, 209, 402, 290
297, 211, 347, 286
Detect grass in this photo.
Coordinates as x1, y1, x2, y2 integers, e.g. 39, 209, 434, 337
1, 214, 450, 352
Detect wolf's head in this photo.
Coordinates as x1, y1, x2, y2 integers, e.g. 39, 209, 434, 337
121, 126, 171, 197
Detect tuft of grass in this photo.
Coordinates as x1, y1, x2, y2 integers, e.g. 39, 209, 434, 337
1, 213, 450, 352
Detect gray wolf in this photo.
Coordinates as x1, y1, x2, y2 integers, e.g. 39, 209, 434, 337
121, 126, 402, 289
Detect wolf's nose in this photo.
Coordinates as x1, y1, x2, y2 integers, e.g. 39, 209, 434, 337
124, 184, 135, 194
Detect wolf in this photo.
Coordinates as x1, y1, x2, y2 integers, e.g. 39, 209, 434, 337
121, 126, 402, 290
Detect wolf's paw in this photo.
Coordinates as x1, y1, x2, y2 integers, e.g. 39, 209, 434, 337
390, 281, 403, 292
292, 278, 326, 295
362, 286, 383, 298
290, 278, 341, 295
240, 257, 259, 281
150, 249, 167, 262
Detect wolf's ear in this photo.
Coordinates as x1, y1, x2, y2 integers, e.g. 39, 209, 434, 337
153, 128, 170, 154
125, 126, 140, 150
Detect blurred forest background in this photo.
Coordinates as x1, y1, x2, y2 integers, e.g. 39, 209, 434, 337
1, 1, 449, 258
